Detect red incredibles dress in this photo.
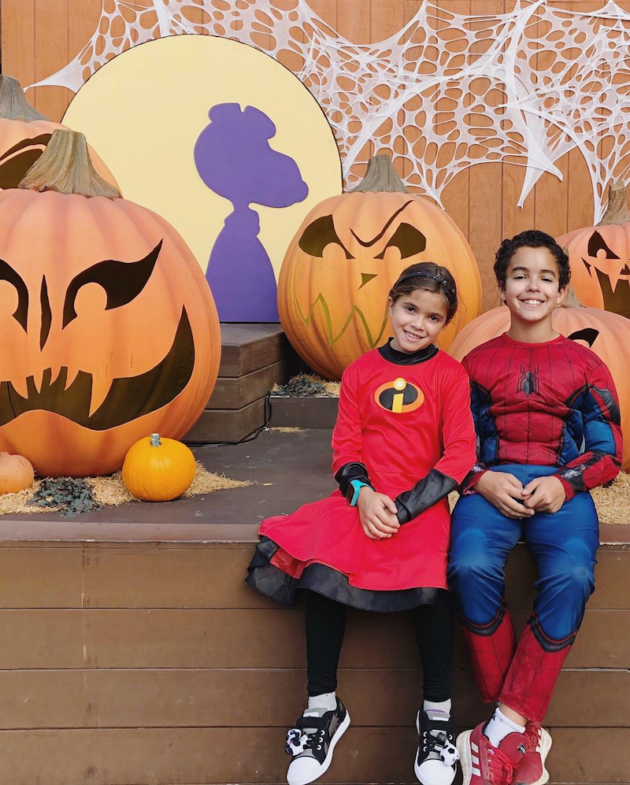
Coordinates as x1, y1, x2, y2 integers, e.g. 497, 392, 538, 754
246, 341, 477, 612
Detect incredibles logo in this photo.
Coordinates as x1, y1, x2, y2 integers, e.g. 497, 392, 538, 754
374, 377, 424, 413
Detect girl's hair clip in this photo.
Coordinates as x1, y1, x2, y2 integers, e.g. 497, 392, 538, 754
396, 270, 454, 291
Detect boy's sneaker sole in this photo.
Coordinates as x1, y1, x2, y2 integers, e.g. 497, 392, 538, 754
287, 710, 351, 785
515, 728, 552, 785
456, 729, 475, 785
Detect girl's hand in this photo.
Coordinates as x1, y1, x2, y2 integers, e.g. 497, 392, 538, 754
357, 487, 400, 539
476, 472, 535, 519
522, 476, 566, 513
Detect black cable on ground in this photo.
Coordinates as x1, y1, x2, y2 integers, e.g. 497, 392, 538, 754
187, 392, 274, 449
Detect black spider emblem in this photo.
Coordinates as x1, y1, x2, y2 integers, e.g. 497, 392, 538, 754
518, 364, 539, 396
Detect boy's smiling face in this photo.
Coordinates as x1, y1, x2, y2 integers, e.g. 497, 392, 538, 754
501, 246, 567, 325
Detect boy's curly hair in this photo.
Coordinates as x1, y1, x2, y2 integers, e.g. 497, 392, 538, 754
494, 230, 570, 291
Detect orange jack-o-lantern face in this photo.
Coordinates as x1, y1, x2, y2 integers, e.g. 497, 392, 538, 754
576, 230, 630, 317
0, 189, 220, 477
278, 190, 482, 380
558, 183, 630, 320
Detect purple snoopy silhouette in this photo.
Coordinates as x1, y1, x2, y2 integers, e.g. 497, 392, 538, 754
194, 103, 309, 322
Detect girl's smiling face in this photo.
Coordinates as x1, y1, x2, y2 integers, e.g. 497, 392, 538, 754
388, 288, 449, 353
501, 246, 567, 324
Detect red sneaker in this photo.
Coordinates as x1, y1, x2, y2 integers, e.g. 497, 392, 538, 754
513, 721, 552, 785
458, 722, 528, 785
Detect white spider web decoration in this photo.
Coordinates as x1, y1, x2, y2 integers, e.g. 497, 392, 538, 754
28, 0, 630, 222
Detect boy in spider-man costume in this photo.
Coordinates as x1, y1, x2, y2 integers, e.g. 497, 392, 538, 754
449, 231, 622, 785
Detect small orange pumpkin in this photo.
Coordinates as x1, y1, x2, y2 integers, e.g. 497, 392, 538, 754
449, 293, 630, 471
0, 452, 34, 494
557, 181, 630, 318
0, 130, 221, 477
0, 75, 118, 190
278, 155, 482, 380
122, 433, 196, 501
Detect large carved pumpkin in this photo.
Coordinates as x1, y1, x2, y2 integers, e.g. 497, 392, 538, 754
449, 295, 630, 471
0, 75, 118, 190
278, 155, 482, 379
0, 130, 220, 477
557, 181, 630, 318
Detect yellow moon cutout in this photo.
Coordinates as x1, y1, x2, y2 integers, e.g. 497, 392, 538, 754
63, 35, 342, 320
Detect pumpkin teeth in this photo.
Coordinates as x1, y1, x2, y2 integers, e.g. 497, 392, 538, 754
48, 365, 62, 386
9, 375, 28, 400
31, 368, 45, 395
64, 365, 80, 393
88, 374, 114, 419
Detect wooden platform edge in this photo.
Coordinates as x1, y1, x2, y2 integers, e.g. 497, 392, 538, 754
0, 522, 626, 546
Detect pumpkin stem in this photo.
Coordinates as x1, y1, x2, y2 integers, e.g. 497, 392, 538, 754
560, 286, 585, 309
150, 434, 162, 448
598, 180, 630, 226
0, 75, 47, 122
18, 129, 121, 199
349, 155, 408, 194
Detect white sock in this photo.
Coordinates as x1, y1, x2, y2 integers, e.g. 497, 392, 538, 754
484, 708, 526, 747
308, 692, 336, 712
423, 698, 451, 719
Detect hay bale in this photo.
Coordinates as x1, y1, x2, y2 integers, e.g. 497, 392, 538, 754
273, 373, 340, 397
0, 462, 250, 516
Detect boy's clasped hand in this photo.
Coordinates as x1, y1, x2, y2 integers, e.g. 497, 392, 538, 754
476, 473, 567, 518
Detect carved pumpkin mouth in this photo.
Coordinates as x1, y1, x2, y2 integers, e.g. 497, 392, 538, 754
0, 307, 195, 430
295, 291, 389, 348
0, 134, 51, 189
582, 259, 630, 319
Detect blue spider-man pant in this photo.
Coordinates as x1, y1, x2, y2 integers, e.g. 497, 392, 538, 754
447, 464, 599, 721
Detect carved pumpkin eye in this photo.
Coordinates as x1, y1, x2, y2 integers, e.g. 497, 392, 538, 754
63, 240, 162, 328
375, 223, 427, 260
298, 215, 353, 259
0, 259, 28, 332
587, 231, 619, 260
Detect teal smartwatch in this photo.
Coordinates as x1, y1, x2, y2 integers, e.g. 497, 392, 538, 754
349, 479, 371, 506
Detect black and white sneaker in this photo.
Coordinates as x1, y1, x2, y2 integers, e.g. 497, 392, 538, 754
414, 710, 459, 785
284, 698, 350, 785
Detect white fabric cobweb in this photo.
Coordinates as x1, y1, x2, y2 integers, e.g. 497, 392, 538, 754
28, 0, 630, 222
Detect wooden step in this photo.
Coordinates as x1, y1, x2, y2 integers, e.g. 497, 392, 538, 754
218, 323, 296, 377
186, 397, 268, 443
208, 361, 290, 410
269, 395, 339, 428
0, 727, 627, 784
186, 324, 300, 443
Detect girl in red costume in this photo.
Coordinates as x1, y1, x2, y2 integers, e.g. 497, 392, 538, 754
247, 263, 477, 785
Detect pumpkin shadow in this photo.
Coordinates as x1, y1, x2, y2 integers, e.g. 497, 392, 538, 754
194, 103, 308, 322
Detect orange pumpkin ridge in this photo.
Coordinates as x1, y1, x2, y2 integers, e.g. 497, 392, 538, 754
0, 130, 220, 477
278, 155, 482, 380
449, 292, 630, 472
558, 181, 630, 318
0, 75, 119, 191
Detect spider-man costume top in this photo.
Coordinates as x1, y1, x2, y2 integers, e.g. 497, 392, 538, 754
460, 333, 622, 496
448, 332, 622, 722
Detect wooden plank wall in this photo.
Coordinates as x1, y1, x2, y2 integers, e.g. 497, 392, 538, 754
0, 0, 624, 310
0, 541, 626, 785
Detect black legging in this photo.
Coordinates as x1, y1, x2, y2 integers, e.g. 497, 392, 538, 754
306, 590, 453, 701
